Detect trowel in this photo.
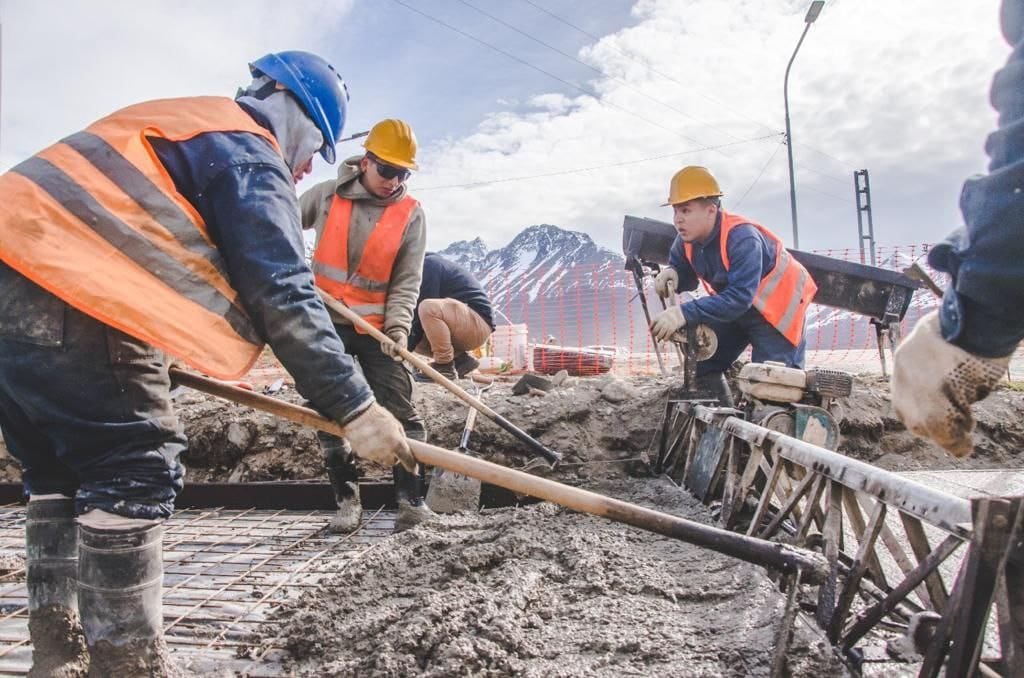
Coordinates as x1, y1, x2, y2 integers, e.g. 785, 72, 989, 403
425, 380, 493, 513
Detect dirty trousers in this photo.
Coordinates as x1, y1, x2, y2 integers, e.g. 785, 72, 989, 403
697, 309, 807, 378
319, 323, 427, 501
0, 263, 185, 519
413, 298, 493, 364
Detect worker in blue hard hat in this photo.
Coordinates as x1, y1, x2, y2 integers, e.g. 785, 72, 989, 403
0, 50, 413, 675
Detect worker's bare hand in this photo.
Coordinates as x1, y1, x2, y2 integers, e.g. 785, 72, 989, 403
343, 402, 417, 471
380, 328, 408, 361
654, 267, 679, 299
650, 305, 686, 341
892, 311, 1012, 457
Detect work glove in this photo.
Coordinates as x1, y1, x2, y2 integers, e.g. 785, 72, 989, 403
343, 402, 417, 472
380, 328, 408, 361
650, 304, 687, 342
892, 311, 1012, 457
654, 267, 679, 299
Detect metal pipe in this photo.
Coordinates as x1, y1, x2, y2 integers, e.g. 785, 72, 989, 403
170, 368, 829, 582
784, 21, 812, 249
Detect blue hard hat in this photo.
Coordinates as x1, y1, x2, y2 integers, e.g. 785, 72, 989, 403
249, 51, 349, 164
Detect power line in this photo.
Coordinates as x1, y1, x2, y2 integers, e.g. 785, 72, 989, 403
387, 0, 712, 149
454, 0, 747, 145
734, 139, 785, 208
415, 133, 782, 192
519, 0, 855, 174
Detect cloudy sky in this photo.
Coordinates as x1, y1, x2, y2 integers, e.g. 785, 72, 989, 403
0, 0, 1008, 254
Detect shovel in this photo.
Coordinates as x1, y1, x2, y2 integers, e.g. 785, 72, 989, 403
425, 380, 493, 513
316, 288, 562, 465
168, 367, 828, 582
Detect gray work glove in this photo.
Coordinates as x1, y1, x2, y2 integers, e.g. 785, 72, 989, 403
892, 311, 1012, 457
654, 267, 679, 299
380, 328, 408, 361
650, 305, 686, 341
343, 402, 417, 472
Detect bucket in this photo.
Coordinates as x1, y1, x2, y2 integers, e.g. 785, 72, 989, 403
490, 324, 529, 370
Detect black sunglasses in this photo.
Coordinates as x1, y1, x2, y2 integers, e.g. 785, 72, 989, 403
372, 158, 411, 182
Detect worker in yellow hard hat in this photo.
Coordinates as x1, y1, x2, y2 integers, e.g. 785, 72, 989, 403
299, 118, 432, 533
649, 166, 818, 404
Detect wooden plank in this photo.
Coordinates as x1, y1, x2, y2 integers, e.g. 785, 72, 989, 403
770, 569, 803, 678
919, 550, 968, 678
946, 498, 1015, 677
748, 460, 784, 537
899, 512, 949, 611
795, 475, 827, 544
997, 499, 1023, 676
842, 488, 887, 588
816, 481, 844, 630
830, 499, 887, 643
859, 493, 934, 609
759, 471, 818, 540
841, 534, 963, 650
728, 442, 764, 531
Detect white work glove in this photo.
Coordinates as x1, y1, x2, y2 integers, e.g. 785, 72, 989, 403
654, 268, 679, 299
650, 305, 687, 342
343, 402, 417, 471
892, 311, 1012, 457
380, 328, 408, 361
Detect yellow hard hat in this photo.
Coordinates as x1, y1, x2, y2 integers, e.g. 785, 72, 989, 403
363, 118, 418, 170
663, 166, 723, 206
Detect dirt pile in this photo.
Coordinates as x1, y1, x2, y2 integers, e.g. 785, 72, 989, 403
0, 367, 1021, 485
265, 478, 847, 677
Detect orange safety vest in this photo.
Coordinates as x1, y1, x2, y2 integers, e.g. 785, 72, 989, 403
312, 194, 418, 332
0, 97, 281, 380
684, 210, 817, 346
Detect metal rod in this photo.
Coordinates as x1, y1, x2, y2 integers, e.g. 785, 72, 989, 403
316, 289, 561, 465
171, 369, 829, 582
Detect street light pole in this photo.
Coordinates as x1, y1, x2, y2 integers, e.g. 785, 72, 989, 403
783, 0, 824, 250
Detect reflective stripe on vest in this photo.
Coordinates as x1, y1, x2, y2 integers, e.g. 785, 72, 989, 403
312, 194, 418, 332
684, 210, 817, 346
0, 96, 281, 379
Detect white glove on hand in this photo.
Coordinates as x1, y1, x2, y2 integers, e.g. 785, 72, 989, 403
650, 305, 687, 341
892, 311, 1012, 457
343, 402, 417, 471
380, 329, 408, 361
654, 268, 679, 299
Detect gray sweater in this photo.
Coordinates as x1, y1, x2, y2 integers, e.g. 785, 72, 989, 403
300, 156, 427, 336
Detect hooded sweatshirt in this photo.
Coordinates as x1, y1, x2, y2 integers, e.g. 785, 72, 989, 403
299, 156, 427, 336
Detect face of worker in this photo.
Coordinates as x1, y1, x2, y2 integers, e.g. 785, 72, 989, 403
359, 156, 408, 199
673, 200, 718, 243
292, 157, 313, 184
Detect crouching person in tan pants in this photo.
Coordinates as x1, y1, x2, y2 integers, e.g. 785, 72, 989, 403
410, 252, 495, 380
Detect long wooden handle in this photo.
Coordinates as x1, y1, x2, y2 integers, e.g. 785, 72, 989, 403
170, 368, 827, 582
317, 289, 561, 465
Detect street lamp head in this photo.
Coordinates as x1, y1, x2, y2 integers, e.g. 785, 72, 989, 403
805, 0, 825, 23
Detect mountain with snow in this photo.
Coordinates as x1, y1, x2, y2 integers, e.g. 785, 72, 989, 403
437, 225, 936, 351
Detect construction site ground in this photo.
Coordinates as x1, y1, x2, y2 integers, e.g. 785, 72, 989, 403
0, 350, 1021, 675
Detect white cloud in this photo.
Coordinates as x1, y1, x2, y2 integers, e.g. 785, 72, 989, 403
410, 0, 1007, 253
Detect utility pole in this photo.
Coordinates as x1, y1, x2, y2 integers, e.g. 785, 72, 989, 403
783, 0, 825, 249
854, 169, 876, 266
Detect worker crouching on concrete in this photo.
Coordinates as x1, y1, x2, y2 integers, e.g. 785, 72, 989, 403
301, 118, 432, 533
649, 166, 817, 404
0, 51, 414, 676
409, 252, 496, 380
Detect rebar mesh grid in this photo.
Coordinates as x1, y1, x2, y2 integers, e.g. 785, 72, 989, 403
0, 505, 396, 676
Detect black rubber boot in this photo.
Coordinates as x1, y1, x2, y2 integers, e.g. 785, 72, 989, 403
695, 373, 735, 407
318, 431, 362, 533
453, 352, 480, 378
79, 523, 177, 678
26, 498, 89, 678
393, 463, 434, 533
